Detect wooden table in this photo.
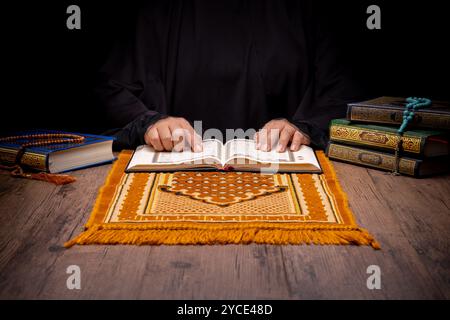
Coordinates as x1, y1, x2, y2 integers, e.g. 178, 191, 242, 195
0, 161, 449, 299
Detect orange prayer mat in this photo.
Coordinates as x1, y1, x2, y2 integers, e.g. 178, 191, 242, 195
65, 150, 380, 249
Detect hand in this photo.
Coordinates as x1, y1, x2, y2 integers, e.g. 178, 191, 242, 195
144, 117, 203, 152
255, 119, 310, 152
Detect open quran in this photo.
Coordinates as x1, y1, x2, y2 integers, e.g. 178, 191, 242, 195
126, 139, 321, 173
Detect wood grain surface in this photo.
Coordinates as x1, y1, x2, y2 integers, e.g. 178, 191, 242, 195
0, 161, 449, 299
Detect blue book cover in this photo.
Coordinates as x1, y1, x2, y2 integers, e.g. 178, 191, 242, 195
0, 130, 116, 173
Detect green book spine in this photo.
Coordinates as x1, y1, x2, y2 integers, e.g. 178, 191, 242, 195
329, 119, 440, 156
326, 143, 420, 176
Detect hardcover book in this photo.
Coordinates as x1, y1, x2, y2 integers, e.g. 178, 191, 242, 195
329, 119, 449, 157
326, 142, 449, 177
347, 96, 450, 130
0, 130, 115, 173
126, 138, 322, 173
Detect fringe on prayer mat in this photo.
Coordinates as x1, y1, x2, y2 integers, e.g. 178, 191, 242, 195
65, 224, 379, 248
65, 150, 380, 249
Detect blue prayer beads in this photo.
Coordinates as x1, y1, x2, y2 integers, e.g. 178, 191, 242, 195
398, 97, 432, 133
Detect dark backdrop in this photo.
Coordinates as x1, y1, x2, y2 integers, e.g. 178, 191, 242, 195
2, 0, 449, 135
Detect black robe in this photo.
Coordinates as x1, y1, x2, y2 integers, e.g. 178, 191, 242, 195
96, 0, 358, 150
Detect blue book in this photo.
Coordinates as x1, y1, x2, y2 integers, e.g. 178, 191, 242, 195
0, 130, 115, 173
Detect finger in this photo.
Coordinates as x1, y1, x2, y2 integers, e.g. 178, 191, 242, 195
171, 126, 188, 152
267, 125, 282, 151
170, 121, 192, 152
290, 131, 303, 151
257, 128, 268, 151
173, 121, 191, 151
192, 131, 203, 152
157, 126, 173, 151
146, 127, 164, 151
180, 120, 203, 152
277, 127, 293, 152
254, 132, 260, 149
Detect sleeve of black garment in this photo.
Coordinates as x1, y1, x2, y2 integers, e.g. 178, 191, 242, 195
290, 3, 364, 149
95, 6, 165, 149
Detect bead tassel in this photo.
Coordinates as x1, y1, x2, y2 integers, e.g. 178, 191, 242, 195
0, 133, 85, 185
393, 97, 432, 175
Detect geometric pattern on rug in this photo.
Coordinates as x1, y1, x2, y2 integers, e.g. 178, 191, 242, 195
65, 150, 380, 249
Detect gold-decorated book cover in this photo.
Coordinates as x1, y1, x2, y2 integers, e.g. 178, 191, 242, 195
326, 142, 449, 177
347, 96, 450, 130
329, 119, 449, 157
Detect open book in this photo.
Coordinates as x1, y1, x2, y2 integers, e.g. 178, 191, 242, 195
126, 139, 322, 173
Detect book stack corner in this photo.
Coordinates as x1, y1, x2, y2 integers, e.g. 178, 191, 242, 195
326, 97, 450, 177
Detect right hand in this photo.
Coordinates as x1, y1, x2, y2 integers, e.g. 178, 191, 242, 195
144, 116, 203, 152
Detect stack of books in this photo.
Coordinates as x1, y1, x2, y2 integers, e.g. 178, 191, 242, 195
326, 97, 450, 177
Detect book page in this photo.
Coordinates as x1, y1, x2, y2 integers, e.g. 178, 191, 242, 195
127, 140, 319, 171
225, 139, 290, 163
156, 139, 222, 164
291, 145, 320, 168
224, 139, 255, 161
224, 139, 319, 169
200, 139, 223, 161
128, 140, 222, 167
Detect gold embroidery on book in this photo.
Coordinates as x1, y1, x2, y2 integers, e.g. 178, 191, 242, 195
330, 125, 421, 153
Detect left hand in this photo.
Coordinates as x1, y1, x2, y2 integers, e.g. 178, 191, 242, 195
255, 119, 310, 152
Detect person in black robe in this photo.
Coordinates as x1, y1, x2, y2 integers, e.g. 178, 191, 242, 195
96, 0, 358, 152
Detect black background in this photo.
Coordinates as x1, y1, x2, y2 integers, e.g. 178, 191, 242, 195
0, 300, 443, 318
2, 0, 449, 135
